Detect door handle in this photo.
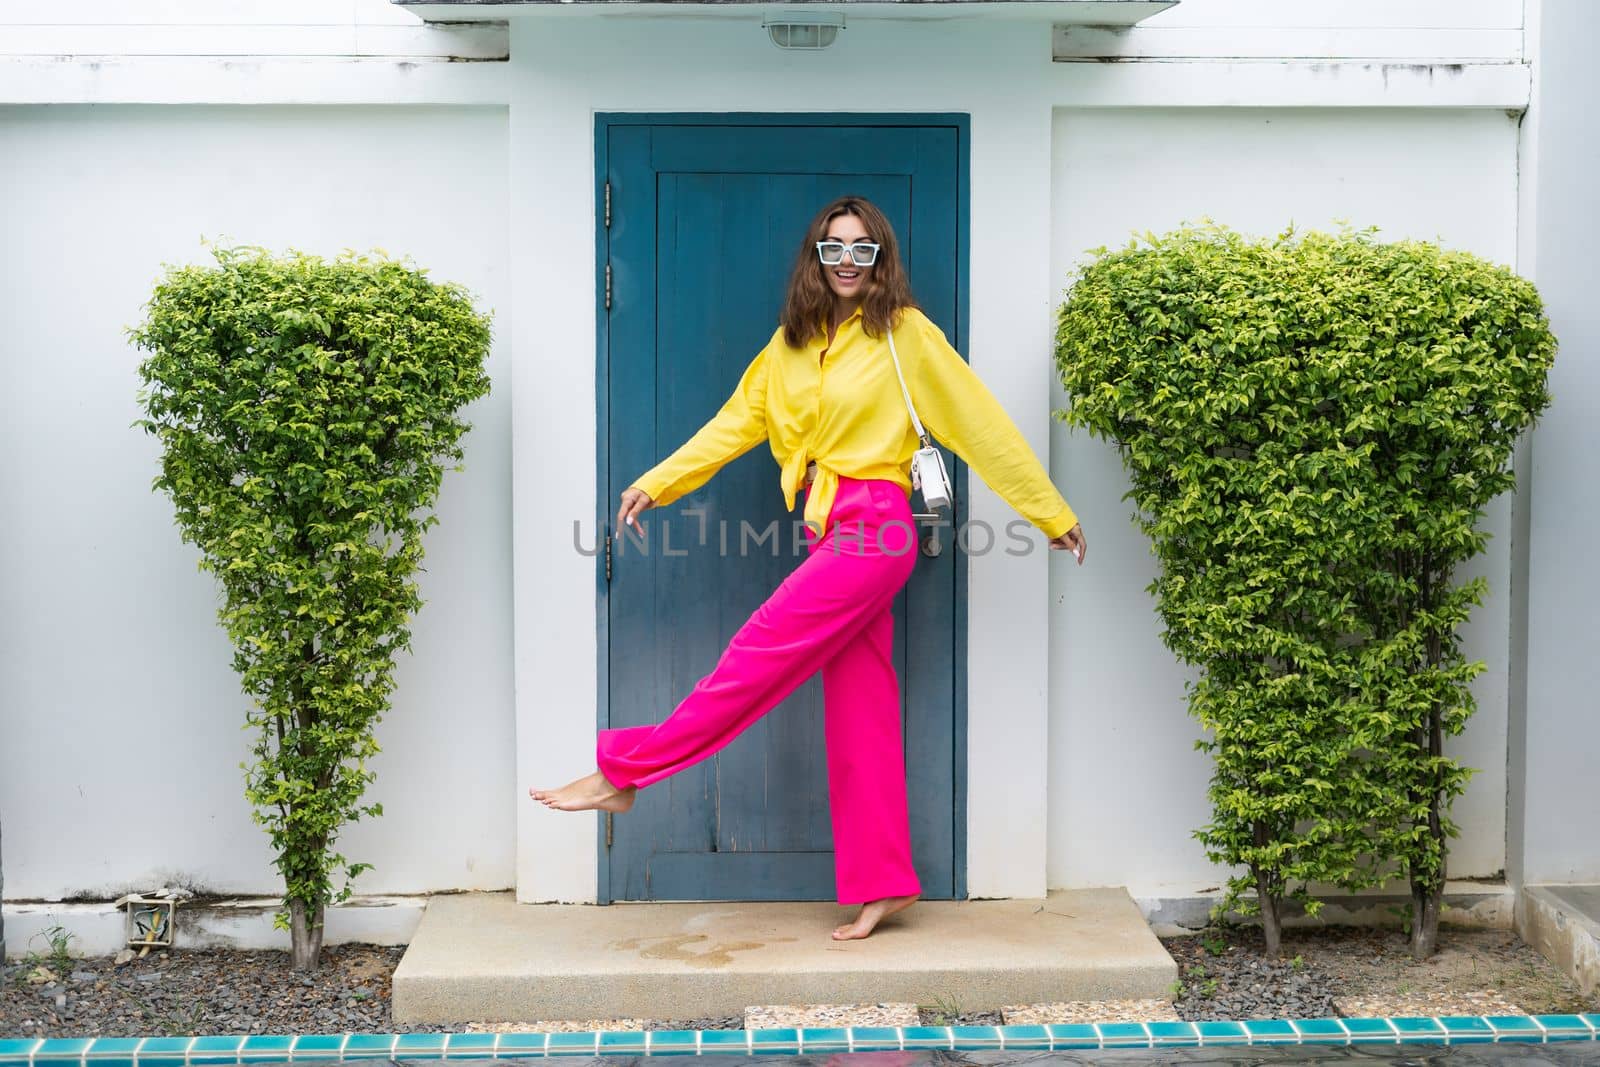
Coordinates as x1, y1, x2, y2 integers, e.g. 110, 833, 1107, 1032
910, 512, 947, 558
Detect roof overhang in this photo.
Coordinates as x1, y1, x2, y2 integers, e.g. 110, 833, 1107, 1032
391, 0, 1178, 24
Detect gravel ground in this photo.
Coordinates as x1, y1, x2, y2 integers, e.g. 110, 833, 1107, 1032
3, 926, 1594, 1038
0, 946, 738, 1038
1163, 925, 1600, 1022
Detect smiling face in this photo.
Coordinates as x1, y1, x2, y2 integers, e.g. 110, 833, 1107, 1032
822, 210, 873, 317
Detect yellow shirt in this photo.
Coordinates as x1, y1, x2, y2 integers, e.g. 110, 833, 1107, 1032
629, 306, 1078, 540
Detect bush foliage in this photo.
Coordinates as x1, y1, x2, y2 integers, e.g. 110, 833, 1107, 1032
130, 246, 492, 969
1054, 224, 1554, 956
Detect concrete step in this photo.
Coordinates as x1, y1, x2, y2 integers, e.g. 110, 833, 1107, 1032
1519, 885, 1600, 996
392, 889, 1177, 1025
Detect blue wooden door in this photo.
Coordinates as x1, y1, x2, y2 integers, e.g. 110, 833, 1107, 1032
600, 117, 967, 902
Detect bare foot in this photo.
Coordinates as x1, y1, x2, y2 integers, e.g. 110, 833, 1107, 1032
832, 894, 919, 940
528, 770, 636, 813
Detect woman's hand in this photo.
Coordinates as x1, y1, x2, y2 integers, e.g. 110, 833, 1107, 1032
1049, 523, 1087, 565
617, 487, 655, 531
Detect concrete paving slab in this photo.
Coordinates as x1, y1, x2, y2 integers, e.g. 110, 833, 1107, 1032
393, 889, 1177, 1025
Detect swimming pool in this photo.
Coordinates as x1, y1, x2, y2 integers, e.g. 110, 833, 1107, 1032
3, 1016, 1598, 1066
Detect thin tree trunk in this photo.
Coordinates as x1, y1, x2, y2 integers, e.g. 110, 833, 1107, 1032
1252, 822, 1282, 958
1257, 874, 1282, 958
289, 899, 325, 971
1411, 881, 1442, 960
1410, 563, 1447, 961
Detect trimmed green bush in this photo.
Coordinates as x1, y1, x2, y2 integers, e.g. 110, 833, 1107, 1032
1054, 224, 1553, 957
130, 246, 492, 969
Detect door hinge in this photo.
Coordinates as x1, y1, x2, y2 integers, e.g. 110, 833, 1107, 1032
604, 180, 611, 229
605, 812, 614, 848
605, 532, 613, 582
605, 263, 612, 311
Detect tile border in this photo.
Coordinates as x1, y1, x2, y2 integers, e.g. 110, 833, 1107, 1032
5, 1016, 1599, 1061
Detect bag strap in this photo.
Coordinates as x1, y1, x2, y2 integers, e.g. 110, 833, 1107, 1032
886, 327, 934, 449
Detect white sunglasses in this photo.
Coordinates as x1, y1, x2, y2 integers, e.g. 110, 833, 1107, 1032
816, 241, 881, 267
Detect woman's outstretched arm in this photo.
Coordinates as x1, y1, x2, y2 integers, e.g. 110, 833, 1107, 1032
627, 348, 770, 513
905, 311, 1082, 547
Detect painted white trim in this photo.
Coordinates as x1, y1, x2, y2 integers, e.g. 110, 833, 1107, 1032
1138, 0, 1522, 30
0, 23, 508, 59
1049, 59, 1531, 109
1054, 26, 1522, 62
396, 0, 1177, 23
0, 0, 416, 24
1, 55, 1526, 110
0, 55, 510, 104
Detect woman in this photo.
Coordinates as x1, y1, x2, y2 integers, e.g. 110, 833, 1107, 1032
531, 196, 1086, 941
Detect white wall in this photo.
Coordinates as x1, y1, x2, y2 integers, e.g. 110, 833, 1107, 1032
0, 104, 515, 901
1511, 0, 1600, 887
1056, 0, 1523, 62
0, 0, 510, 106
1047, 107, 1522, 896
0, 0, 506, 60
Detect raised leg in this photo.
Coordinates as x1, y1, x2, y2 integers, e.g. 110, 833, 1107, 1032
595, 506, 918, 793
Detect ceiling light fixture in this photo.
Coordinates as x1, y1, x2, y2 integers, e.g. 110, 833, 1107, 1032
764, 12, 845, 50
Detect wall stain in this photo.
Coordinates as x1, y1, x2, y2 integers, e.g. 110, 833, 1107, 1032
609, 933, 796, 969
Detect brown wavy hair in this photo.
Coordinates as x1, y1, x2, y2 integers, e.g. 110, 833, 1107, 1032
780, 196, 919, 349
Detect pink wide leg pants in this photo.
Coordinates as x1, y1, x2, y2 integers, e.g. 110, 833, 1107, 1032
596, 477, 922, 905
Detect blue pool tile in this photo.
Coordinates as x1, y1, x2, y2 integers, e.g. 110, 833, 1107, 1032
84, 1041, 138, 1067
237, 1037, 293, 1062
84, 1040, 142, 1060
748, 1028, 798, 1054
1488, 1016, 1546, 1042
1340, 1018, 1398, 1043
1243, 1019, 1299, 1044
393, 1034, 448, 1057
187, 1037, 245, 1064
948, 1027, 1001, 1049
1095, 1022, 1150, 1047
1584, 1015, 1600, 1033
796, 1028, 849, 1053
848, 1028, 902, 1052
0, 1042, 42, 1063
443, 1033, 499, 1059
1147, 1022, 1199, 1047
543, 1033, 599, 1058
137, 1040, 190, 1055
900, 1027, 951, 1050
696, 1030, 750, 1054
34, 1040, 92, 1062
490, 1033, 549, 1057
647, 1031, 700, 1057
288, 1036, 343, 1060
1392, 1017, 1446, 1043
1194, 1021, 1248, 1046
1540, 1015, 1595, 1038
1439, 1017, 1495, 1045
1291, 1019, 1347, 1044
996, 1026, 1049, 1051
1045, 1024, 1099, 1050
137, 1038, 192, 1066
336, 1035, 394, 1059
597, 1033, 647, 1055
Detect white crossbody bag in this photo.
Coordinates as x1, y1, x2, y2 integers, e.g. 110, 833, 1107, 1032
887, 328, 953, 514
